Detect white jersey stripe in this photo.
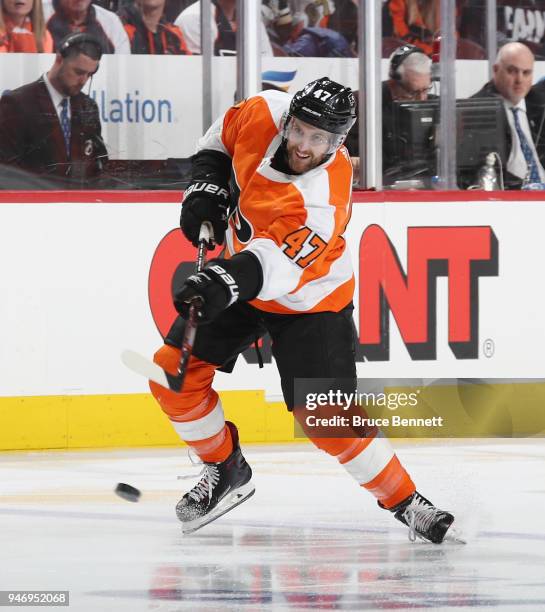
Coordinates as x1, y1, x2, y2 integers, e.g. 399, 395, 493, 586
293, 168, 335, 241
245, 238, 305, 301
274, 246, 353, 311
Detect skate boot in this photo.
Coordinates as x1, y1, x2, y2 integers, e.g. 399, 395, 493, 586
176, 421, 255, 534
387, 491, 462, 544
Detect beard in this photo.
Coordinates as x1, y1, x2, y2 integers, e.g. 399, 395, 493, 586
285, 144, 328, 174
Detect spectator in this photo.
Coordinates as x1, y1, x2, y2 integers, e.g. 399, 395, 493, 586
290, 0, 335, 27
263, 0, 352, 57
327, 0, 357, 51
0, 0, 53, 51
46, 0, 130, 53
345, 44, 435, 179
262, 0, 293, 49
472, 41, 545, 188
388, 0, 439, 54
388, 0, 477, 57
0, 32, 108, 188
176, 0, 273, 55
118, 0, 191, 54
283, 25, 354, 56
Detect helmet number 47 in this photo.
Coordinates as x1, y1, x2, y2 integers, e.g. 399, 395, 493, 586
312, 89, 332, 101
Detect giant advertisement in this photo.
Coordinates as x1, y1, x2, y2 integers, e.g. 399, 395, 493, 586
1, 192, 544, 400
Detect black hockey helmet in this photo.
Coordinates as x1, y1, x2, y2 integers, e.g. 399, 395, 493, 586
288, 77, 357, 135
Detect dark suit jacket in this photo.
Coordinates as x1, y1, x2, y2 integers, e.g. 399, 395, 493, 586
0, 77, 108, 188
471, 80, 545, 189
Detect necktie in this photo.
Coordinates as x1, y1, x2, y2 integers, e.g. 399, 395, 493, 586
60, 98, 71, 156
511, 107, 540, 183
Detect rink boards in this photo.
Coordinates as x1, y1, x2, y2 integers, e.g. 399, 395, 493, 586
1, 190, 545, 449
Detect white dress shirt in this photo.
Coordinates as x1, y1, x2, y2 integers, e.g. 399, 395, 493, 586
503, 97, 545, 182
43, 72, 70, 123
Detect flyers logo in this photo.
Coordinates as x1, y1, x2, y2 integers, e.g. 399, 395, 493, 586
357, 225, 498, 361
231, 207, 253, 243
229, 173, 253, 244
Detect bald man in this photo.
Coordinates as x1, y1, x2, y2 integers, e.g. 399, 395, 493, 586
472, 42, 545, 189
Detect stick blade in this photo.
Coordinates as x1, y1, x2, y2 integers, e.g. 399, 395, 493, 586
121, 349, 172, 389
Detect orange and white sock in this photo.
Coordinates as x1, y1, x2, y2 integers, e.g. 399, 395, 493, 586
308, 432, 415, 508
149, 344, 233, 463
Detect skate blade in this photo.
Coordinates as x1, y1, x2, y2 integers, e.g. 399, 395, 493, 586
181, 482, 255, 535
444, 524, 467, 545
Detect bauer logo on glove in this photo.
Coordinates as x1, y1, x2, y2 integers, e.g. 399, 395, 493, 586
174, 263, 240, 323
181, 180, 231, 248
183, 182, 230, 203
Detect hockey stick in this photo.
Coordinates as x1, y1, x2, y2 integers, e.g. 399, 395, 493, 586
121, 222, 213, 393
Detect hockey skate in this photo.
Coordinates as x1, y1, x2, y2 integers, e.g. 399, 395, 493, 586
176, 421, 255, 534
388, 491, 465, 544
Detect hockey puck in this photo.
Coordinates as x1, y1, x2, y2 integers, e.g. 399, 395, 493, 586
115, 482, 141, 502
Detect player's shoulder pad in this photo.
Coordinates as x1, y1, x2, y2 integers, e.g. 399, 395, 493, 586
256, 88, 291, 105
254, 89, 291, 127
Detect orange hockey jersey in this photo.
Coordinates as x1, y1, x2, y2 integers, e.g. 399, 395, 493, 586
197, 89, 355, 315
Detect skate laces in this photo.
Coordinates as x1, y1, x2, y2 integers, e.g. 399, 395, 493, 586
177, 450, 220, 502
402, 495, 441, 542
187, 464, 220, 502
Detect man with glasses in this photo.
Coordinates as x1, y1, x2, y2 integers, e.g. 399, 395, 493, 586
386, 44, 434, 102
344, 44, 435, 181
146, 77, 459, 544
383, 44, 435, 179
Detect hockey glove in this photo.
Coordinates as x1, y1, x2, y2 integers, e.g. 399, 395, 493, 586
173, 253, 263, 323
181, 181, 230, 249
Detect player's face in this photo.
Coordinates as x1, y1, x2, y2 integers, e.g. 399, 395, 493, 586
2, 0, 33, 20
285, 117, 332, 173
494, 52, 534, 104
56, 53, 99, 96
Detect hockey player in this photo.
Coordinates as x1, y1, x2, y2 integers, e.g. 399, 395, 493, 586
150, 77, 458, 543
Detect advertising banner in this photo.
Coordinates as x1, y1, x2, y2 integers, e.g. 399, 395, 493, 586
1, 193, 544, 400
3, 56, 536, 160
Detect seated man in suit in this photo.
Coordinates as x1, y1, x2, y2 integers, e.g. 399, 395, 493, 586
0, 32, 108, 189
472, 41, 545, 189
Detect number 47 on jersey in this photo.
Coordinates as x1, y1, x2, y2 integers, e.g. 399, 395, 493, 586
282, 226, 327, 268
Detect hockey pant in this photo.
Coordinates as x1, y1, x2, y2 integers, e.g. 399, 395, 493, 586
150, 302, 415, 509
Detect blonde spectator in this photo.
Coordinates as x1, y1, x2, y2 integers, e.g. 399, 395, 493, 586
0, 0, 53, 52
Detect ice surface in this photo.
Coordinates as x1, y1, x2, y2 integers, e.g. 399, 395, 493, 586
1, 440, 544, 611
